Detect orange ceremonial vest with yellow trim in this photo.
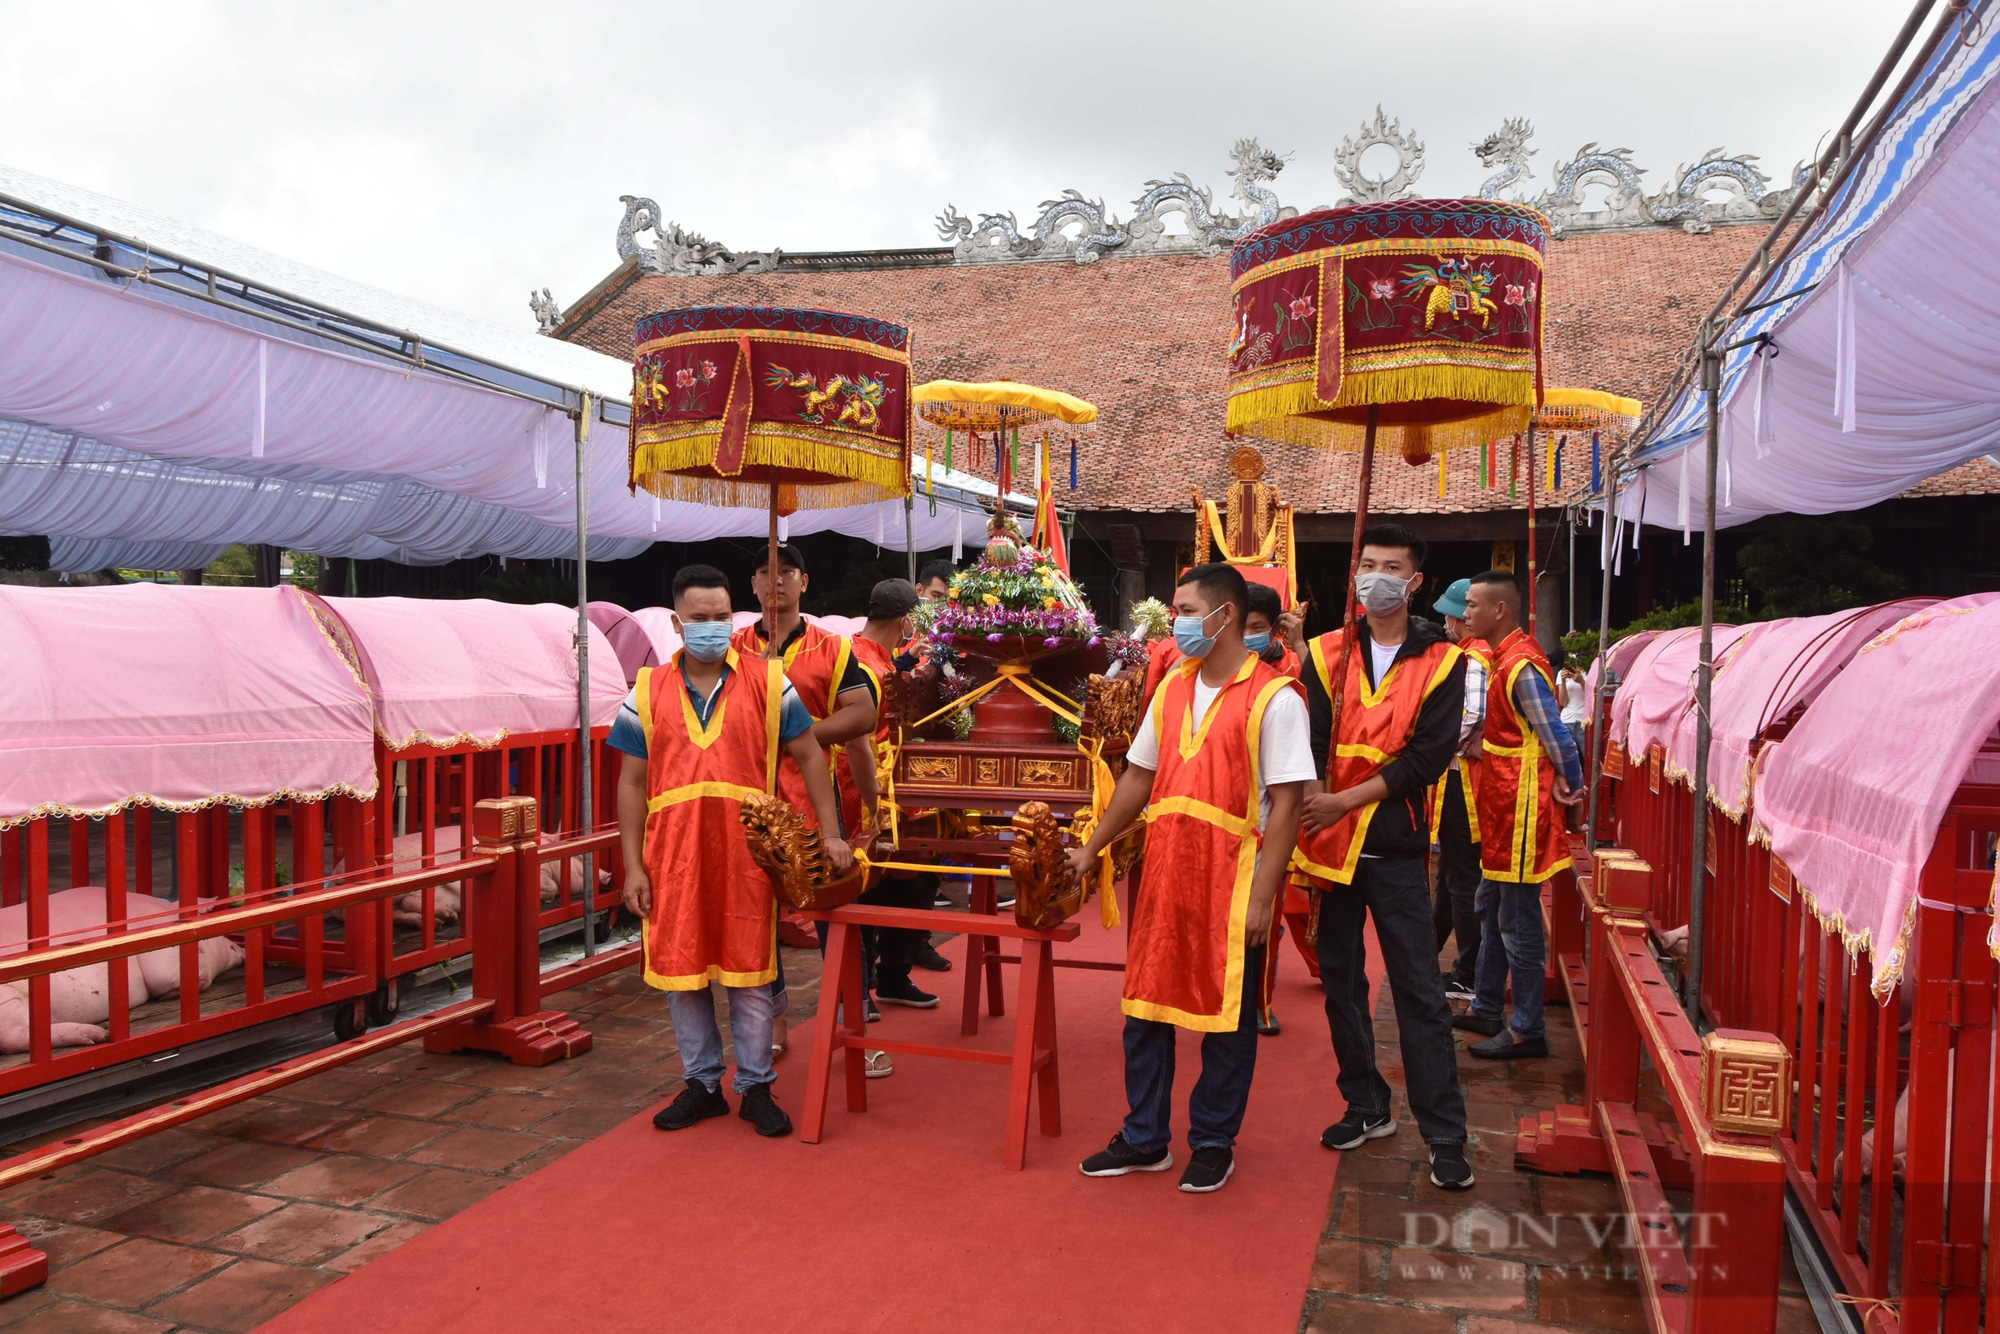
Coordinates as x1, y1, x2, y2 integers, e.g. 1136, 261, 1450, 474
1475, 629, 1572, 884
1293, 629, 1461, 885
839, 634, 896, 836
637, 650, 783, 990
1144, 639, 1297, 703
1123, 654, 1296, 1033
1426, 637, 1490, 842
732, 620, 856, 833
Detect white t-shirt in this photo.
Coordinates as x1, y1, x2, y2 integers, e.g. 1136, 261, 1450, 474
1559, 674, 1588, 726
1368, 638, 1400, 688
1125, 666, 1315, 828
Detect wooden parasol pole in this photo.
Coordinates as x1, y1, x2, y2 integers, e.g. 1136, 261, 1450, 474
1307, 403, 1378, 946
1527, 425, 1539, 638
766, 475, 782, 660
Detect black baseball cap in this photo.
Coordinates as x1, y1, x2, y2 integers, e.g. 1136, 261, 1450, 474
866, 578, 920, 621
752, 543, 808, 575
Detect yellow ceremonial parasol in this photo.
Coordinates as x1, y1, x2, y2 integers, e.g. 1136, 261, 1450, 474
913, 379, 1098, 571
1519, 388, 1642, 634
629, 306, 914, 652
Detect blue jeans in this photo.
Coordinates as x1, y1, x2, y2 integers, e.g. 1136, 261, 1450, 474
1471, 877, 1547, 1041
669, 981, 778, 1094
1120, 944, 1263, 1154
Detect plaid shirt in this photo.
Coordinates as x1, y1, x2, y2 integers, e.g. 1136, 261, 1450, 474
1512, 666, 1584, 791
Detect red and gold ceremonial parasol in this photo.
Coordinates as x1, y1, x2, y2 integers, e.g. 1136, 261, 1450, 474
629, 305, 914, 650
1227, 199, 1549, 938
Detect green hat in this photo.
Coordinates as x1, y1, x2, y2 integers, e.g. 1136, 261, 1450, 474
1434, 578, 1472, 620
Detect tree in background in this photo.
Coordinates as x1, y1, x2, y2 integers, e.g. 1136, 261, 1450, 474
1735, 515, 1902, 618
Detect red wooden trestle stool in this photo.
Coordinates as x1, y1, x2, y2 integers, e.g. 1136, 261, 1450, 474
800, 903, 1079, 1169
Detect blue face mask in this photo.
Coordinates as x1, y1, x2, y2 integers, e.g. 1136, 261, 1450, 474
680, 620, 733, 663
1244, 632, 1272, 655
1173, 607, 1222, 659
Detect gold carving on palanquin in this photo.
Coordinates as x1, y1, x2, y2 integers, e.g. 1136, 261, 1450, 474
1010, 801, 1086, 930
739, 794, 865, 911
1018, 758, 1076, 788
975, 758, 1003, 785
905, 755, 960, 783
1700, 1032, 1791, 1137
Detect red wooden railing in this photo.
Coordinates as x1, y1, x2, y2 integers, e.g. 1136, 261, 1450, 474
1579, 738, 2000, 1334
0, 795, 611, 1298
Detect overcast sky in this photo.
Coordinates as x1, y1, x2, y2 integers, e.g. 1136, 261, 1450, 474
1, 1, 1915, 329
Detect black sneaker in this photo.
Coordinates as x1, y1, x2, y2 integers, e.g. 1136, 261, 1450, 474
995, 887, 1017, 909
911, 941, 953, 971
1469, 1030, 1549, 1060
1443, 975, 1476, 1002
932, 891, 955, 909
738, 1082, 793, 1137
652, 1079, 729, 1130
1079, 1133, 1174, 1177
1321, 1110, 1396, 1150
1178, 1146, 1234, 1193
1256, 1010, 1281, 1036
1429, 1143, 1475, 1190
875, 977, 940, 1008
1452, 1012, 1504, 1037
865, 995, 882, 1024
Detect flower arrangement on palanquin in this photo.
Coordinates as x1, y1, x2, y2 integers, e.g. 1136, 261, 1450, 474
873, 511, 1148, 931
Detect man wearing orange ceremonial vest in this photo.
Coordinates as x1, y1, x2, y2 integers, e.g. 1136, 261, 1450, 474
613, 565, 852, 1139
1455, 571, 1585, 1061
732, 544, 880, 1047
847, 578, 949, 1008
1238, 580, 1309, 1036
1295, 525, 1474, 1191
1425, 578, 1489, 1002
1067, 563, 1310, 1194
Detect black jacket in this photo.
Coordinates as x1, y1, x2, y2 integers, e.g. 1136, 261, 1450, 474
1302, 615, 1466, 860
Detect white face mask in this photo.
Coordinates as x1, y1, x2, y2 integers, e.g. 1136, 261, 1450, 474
1354, 571, 1413, 615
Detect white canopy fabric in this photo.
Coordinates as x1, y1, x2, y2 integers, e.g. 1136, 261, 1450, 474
1616, 15, 2000, 531
0, 164, 1027, 569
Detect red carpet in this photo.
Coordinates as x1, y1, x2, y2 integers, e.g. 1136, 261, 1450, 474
262, 897, 1380, 1334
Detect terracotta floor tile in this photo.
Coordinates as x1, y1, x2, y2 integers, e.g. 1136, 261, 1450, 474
446, 1091, 573, 1131
1305, 1295, 1459, 1334
273, 1068, 401, 1106
320, 1219, 428, 1274
44, 1236, 231, 1308
1383, 1245, 1531, 1313
546, 1067, 674, 1104
259, 1155, 424, 1207
367, 1167, 511, 1221
170, 1139, 322, 1190
198, 1100, 358, 1147
147, 1257, 338, 1333
89, 1130, 219, 1175
5, 1303, 175, 1333
212, 1201, 390, 1265
407, 1126, 548, 1173
1309, 1238, 1385, 1296
10, 1171, 176, 1227
101, 1183, 283, 1245
531, 1104, 634, 1139
506, 1139, 582, 1178
1535, 1263, 1652, 1331
450, 1059, 580, 1092
347, 1047, 469, 1081
302, 1114, 449, 1158
0, 1286, 63, 1327
351, 1079, 483, 1119
14, 1217, 125, 1270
